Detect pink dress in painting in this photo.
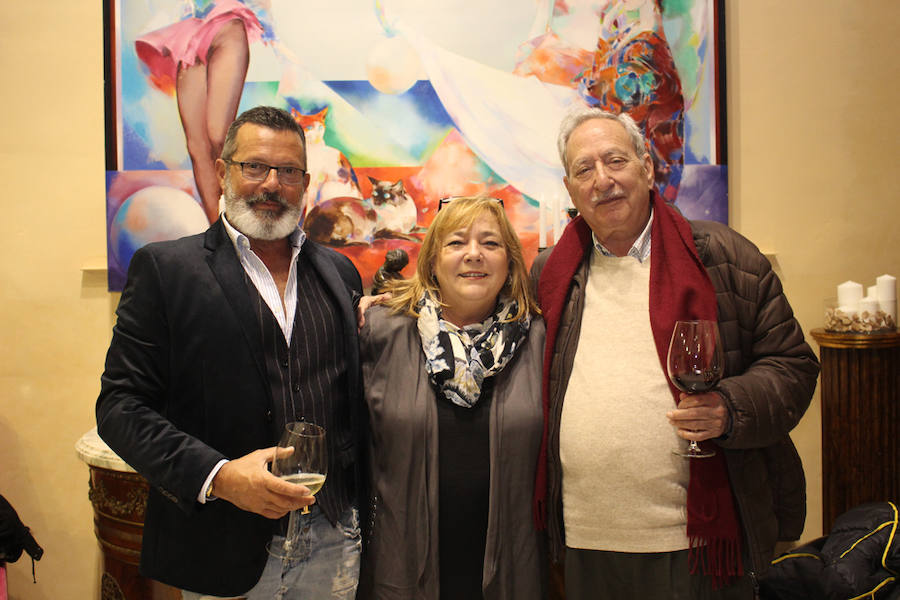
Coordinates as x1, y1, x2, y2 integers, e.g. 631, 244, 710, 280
135, 0, 263, 94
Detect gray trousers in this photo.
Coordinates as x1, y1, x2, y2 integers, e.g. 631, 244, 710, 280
564, 547, 755, 600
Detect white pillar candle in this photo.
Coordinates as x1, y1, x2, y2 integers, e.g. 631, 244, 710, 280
876, 274, 897, 301
837, 280, 863, 313
876, 274, 897, 325
859, 296, 879, 316
868, 285, 879, 299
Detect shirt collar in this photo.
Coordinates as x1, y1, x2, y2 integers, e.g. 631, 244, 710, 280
221, 212, 307, 254
592, 206, 653, 263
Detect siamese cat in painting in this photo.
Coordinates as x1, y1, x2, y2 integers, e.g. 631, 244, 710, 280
303, 177, 419, 246
368, 177, 418, 237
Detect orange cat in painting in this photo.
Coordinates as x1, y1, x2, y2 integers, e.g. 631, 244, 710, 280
291, 107, 363, 211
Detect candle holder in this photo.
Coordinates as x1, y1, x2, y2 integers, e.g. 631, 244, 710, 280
824, 297, 897, 333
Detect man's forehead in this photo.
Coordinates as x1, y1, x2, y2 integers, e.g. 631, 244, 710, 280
567, 120, 634, 158
234, 124, 305, 159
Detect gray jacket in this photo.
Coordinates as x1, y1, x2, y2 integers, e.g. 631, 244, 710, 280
357, 305, 547, 599
532, 219, 819, 587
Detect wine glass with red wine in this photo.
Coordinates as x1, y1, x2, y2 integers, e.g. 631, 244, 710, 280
667, 320, 724, 458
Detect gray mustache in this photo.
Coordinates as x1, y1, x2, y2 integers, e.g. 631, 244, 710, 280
246, 192, 288, 207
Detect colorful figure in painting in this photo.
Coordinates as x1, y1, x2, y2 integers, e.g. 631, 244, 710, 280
135, 0, 269, 223
292, 107, 364, 211
514, 1, 687, 202
577, 1, 685, 202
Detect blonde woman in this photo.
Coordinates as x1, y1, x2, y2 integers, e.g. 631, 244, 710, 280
358, 196, 546, 599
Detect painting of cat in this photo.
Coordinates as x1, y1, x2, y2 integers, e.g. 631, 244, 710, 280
368, 176, 418, 237
291, 107, 363, 212
302, 176, 419, 246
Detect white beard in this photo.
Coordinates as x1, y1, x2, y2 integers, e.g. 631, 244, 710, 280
223, 178, 303, 241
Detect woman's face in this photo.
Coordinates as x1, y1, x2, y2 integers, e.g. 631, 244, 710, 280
433, 213, 509, 327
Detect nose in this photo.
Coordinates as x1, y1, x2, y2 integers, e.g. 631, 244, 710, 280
592, 160, 615, 190
463, 240, 483, 260
259, 166, 281, 192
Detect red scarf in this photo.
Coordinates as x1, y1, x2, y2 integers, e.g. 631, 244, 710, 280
534, 194, 742, 587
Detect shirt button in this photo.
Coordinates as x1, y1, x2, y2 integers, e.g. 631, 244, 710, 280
280, 359, 289, 369
292, 384, 300, 393
266, 410, 273, 422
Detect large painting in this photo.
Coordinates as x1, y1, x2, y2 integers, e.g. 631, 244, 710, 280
104, 0, 727, 291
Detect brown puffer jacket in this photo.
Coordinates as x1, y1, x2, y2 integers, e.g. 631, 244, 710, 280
531, 218, 820, 590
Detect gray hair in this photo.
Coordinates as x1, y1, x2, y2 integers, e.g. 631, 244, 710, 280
557, 106, 648, 176
221, 106, 307, 164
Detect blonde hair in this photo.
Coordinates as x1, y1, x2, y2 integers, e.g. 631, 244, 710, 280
383, 196, 537, 321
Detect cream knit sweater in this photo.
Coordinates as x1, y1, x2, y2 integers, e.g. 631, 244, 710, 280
560, 251, 690, 552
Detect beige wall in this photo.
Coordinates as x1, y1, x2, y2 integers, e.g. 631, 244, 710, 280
1, 1, 898, 597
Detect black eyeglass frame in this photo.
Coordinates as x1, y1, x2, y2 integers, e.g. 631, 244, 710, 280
223, 159, 307, 185
437, 196, 505, 211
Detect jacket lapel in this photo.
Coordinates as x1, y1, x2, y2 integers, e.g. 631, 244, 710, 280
203, 221, 268, 385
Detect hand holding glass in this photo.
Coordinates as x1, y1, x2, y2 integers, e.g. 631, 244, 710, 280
667, 320, 724, 459
266, 421, 327, 559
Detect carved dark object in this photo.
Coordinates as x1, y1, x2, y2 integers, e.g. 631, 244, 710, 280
371, 249, 409, 295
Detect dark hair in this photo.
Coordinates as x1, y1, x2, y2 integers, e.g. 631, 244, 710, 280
220, 106, 307, 163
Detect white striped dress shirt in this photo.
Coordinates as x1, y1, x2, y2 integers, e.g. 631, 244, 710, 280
222, 214, 305, 345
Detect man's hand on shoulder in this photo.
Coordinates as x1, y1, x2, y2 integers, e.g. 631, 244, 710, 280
211, 447, 315, 519
356, 293, 391, 330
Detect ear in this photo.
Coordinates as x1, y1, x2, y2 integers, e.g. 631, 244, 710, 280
215, 158, 227, 189
368, 175, 378, 185
641, 153, 655, 189
298, 170, 312, 214
563, 174, 573, 200
392, 180, 405, 192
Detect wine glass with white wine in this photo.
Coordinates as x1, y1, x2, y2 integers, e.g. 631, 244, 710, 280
667, 320, 724, 459
266, 421, 327, 559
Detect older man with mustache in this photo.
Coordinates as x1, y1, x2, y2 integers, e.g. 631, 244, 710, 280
531, 107, 819, 599
97, 106, 365, 599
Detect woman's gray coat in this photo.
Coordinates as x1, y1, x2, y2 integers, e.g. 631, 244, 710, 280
358, 305, 546, 599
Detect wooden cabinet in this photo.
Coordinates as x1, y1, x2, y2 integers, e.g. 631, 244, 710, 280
810, 329, 900, 533
77, 429, 181, 600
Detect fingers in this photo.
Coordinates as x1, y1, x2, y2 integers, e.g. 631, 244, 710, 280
258, 489, 316, 519
667, 392, 728, 440
268, 445, 294, 464
212, 447, 316, 519
357, 293, 393, 330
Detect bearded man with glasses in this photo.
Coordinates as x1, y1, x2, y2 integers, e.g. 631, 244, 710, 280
97, 106, 365, 599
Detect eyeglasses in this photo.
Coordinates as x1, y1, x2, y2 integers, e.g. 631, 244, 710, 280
437, 196, 504, 211
224, 160, 306, 185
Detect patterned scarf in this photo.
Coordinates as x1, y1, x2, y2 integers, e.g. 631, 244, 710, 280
417, 293, 530, 408
534, 193, 743, 587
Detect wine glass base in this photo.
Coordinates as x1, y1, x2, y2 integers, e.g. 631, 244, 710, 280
671, 448, 716, 459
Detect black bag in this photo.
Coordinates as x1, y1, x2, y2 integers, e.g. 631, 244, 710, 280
0, 494, 43, 582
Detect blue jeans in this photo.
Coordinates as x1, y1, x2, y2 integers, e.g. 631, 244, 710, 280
182, 506, 360, 600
